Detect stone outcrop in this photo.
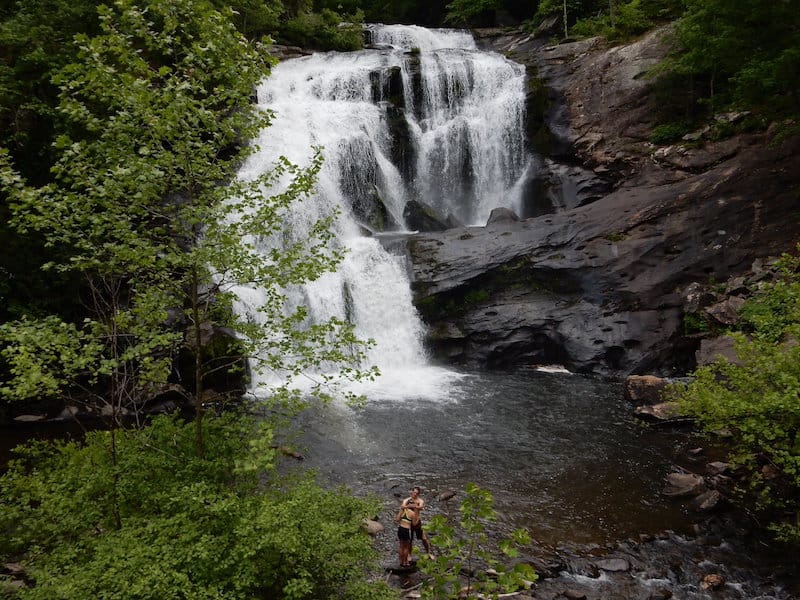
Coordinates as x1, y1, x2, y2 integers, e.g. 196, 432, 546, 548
624, 374, 669, 404
403, 28, 800, 376
404, 199, 455, 232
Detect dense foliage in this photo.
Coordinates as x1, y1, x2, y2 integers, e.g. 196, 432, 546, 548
676, 250, 800, 542
665, 0, 800, 129
0, 3, 385, 596
0, 413, 396, 599
1, 0, 373, 460
0, 0, 362, 325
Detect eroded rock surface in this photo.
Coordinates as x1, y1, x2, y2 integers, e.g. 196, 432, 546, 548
404, 28, 800, 376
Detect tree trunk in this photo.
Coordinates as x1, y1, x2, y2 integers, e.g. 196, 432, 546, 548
191, 265, 205, 458
110, 427, 123, 530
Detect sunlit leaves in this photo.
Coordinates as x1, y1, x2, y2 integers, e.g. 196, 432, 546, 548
677, 248, 800, 542
0, 414, 396, 600
420, 483, 537, 599
1, 0, 375, 428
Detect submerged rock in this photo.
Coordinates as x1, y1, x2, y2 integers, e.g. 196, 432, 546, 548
662, 472, 706, 498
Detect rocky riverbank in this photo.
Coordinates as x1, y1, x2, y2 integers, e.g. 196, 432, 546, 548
403, 26, 800, 378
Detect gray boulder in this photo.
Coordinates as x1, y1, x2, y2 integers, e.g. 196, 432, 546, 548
404, 200, 452, 232
405, 27, 800, 377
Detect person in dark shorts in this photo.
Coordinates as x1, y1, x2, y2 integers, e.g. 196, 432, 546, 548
403, 486, 434, 559
395, 496, 415, 567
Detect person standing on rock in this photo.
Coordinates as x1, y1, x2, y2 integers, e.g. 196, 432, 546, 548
394, 495, 416, 567
403, 486, 434, 559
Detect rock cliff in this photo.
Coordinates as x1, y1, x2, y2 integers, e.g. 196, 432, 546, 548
405, 27, 800, 377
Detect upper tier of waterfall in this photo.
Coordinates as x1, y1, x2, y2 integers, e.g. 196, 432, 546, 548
240, 24, 531, 229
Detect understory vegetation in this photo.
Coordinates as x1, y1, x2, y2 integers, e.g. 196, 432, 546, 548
0, 414, 396, 599
0, 0, 383, 596
675, 249, 800, 543
2, 0, 800, 595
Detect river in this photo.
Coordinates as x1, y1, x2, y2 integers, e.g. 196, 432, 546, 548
278, 367, 798, 599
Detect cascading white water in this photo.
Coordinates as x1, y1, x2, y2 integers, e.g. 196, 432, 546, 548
233, 25, 531, 399
366, 24, 530, 224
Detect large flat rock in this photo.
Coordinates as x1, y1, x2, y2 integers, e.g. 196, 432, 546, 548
405, 29, 800, 376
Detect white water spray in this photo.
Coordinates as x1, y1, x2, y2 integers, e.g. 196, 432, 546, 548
233, 25, 531, 398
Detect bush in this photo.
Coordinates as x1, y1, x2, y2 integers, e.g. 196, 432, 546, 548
279, 8, 364, 51
0, 413, 395, 599
444, 0, 500, 27
676, 249, 800, 543
418, 483, 536, 599
570, 1, 654, 42
649, 122, 692, 144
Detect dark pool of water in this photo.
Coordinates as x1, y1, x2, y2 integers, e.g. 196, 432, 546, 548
283, 368, 798, 599
288, 369, 696, 547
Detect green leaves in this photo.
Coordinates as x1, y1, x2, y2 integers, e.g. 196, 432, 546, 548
667, 0, 800, 120
0, 414, 396, 600
419, 484, 537, 599
1, 0, 375, 437
444, 0, 500, 26
0, 316, 96, 400
677, 248, 800, 542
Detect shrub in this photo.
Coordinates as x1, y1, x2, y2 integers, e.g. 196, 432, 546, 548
0, 413, 395, 600
279, 8, 364, 51
418, 483, 536, 599
677, 249, 800, 543
650, 122, 692, 144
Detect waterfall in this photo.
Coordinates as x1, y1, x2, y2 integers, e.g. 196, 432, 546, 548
233, 24, 531, 399
365, 24, 530, 225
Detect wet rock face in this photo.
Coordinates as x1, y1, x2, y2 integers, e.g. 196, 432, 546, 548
338, 138, 399, 232
403, 200, 452, 232
404, 29, 800, 377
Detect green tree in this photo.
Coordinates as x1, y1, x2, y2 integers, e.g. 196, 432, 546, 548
278, 7, 365, 51
0, 1, 391, 596
213, 0, 285, 38
532, 0, 605, 36
0, 0, 374, 455
419, 483, 537, 599
0, 0, 104, 322
0, 413, 397, 599
444, 0, 501, 27
0, 0, 101, 180
663, 0, 800, 124
676, 249, 800, 542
